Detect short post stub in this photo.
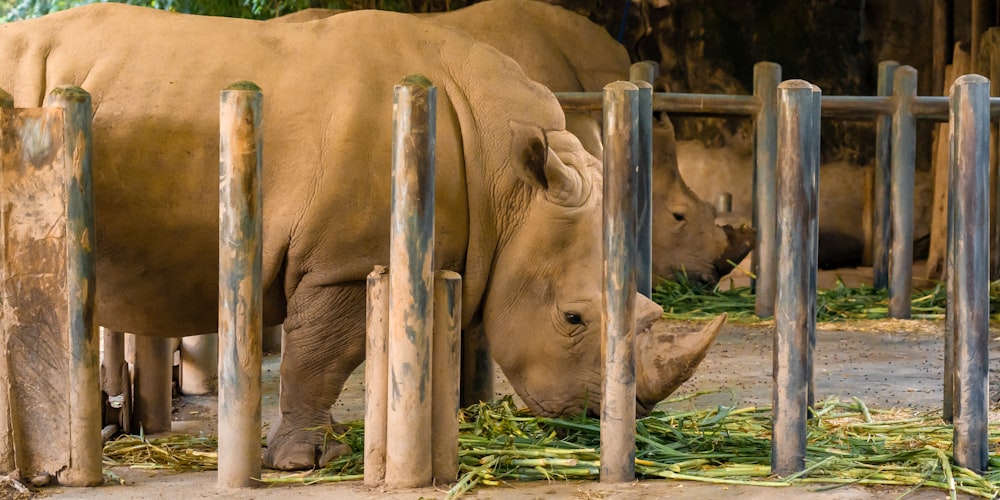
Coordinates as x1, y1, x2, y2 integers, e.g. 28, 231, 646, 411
872, 61, 899, 289
180, 334, 219, 395
889, 66, 918, 319
385, 74, 436, 489
432, 270, 461, 484
364, 266, 389, 486
772, 79, 819, 477
217, 81, 264, 488
948, 74, 990, 473
752, 61, 781, 317
47, 85, 101, 487
600, 80, 639, 484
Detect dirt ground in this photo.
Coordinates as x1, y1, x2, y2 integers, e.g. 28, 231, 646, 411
31, 264, 1000, 499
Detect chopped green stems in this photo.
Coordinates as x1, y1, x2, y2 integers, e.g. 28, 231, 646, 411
653, 276, 1000, 323
101, 396, 1000, 499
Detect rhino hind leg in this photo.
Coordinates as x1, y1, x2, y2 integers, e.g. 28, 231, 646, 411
264, 281, 366, 470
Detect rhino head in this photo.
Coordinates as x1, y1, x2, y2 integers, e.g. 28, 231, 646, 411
651, 122, 755, 285
480, 121, 724, 418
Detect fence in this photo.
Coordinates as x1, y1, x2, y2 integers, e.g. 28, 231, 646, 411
558, 60, 992, 475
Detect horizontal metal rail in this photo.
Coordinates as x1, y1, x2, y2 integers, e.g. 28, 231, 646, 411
556, 92, 1000, 121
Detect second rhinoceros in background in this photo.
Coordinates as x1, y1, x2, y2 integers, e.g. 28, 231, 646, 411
274, 0, 755, 285
0, 4, 726, 470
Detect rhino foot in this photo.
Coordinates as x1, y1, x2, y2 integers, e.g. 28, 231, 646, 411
264, 422, 352, 470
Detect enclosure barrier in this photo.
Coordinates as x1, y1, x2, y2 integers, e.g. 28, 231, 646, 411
771, 80, 821, 475
947, 75, 990, 473
629, 62, 656, 298
600, 81, 640, 482
365, 74, 462, 488
217, 81, 264, 488
556, 61, 1000, 320
0, 86, 101, 486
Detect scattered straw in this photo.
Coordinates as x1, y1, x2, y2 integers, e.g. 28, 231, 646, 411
104, 396, 1000, 499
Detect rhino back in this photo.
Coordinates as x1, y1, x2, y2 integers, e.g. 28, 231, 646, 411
0, 4, 563, 335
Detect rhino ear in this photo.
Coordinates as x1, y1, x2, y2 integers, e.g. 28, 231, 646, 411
509, 120, 586, 207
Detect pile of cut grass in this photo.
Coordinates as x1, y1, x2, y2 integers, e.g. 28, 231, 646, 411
103, 396, 1000, 498
652, 275, 1000, 323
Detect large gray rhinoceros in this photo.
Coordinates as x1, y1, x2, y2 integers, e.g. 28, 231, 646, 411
274, 0, 755, 284
0, 5, 725, 470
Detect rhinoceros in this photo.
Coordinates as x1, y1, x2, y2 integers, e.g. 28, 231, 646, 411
273, 0, 755, 285
0, 4, 725, 470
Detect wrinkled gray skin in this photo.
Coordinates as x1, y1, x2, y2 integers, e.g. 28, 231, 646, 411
0, 4, 725, 470
275, 0, 755, 284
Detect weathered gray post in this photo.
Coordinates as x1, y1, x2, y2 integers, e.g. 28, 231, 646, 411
772, 79, 819, 476
385, 74, 436, 488
872, 61, 898, 289
432, 270, 461, 484
889, 66, 917, 319
948, 74, 990, 473
217, 81, 264, 488
806, 85, 821, 410
601, 81, 639, 483
48, 86, 101, 487
630, 61, 657, 298
364, 266, 389, 486
180, 334, 218, 395
753, 62, 781, 317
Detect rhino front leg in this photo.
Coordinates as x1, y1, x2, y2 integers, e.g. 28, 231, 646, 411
264, 281, 366, 470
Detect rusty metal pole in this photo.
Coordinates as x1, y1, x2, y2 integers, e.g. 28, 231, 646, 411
432, 270, 461, 484
772, 79, 819, 477
364, 266, 389, 486
753, 62, 781, 317
217, 81, 264, 488
630, 61, 657, 298
889, 66, 917, 319
873, 61, 898, 289
47, 85, 101, 486
385, 74, 435, 489
948, 74, 990, 473
600, 81, 639, 484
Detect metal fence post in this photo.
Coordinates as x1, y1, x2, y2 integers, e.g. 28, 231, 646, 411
218, 81, 264, 488
873, 61, 898, 289
772, 79, 820, 476
889, 66, 917, 319
601, 81, 639, 483
385, 74, 436, 488
753, 62, 781, 317
948, 74, 990, 473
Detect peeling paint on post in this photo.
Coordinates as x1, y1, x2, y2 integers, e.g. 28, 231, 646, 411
889, 66, 917, 319
217, 81, 263, 489
432, 270, 461, 484
752, 62, 781, 317
948, 75, 990, 473
601, 81, 638, 484
364, 266, 389, 486
772, 79, 819, 477
385, 74, 435, 489
48, 86, 100, 487
630, 62, 656, 299
0, 87, 15, 475
872, 61, 898, 289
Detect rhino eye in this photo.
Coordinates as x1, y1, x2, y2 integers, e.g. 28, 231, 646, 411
672, 212, 686, 222
565, 312, 585, 325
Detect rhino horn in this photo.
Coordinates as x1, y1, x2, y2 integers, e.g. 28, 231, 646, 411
635, 312, 727, 415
